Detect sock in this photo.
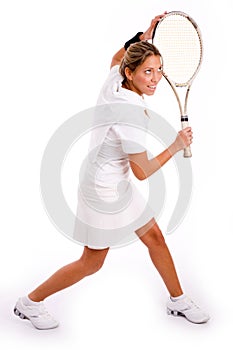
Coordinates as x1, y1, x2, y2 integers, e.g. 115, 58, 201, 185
170, 293, 186, 302
22, 295, 41, 306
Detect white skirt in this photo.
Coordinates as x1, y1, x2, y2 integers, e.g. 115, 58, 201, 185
72, 180, 155, 249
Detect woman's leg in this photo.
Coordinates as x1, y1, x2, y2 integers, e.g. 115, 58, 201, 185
135, 218, 183, 297
28, 246, 109, 302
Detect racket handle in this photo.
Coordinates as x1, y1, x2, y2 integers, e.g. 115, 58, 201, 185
181, 118, 192, 158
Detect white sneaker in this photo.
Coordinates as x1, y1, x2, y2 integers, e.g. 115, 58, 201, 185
14, 297, 59, 330
166, 295, 210, 324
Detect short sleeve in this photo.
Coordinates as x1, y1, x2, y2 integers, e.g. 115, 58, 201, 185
113, 104, 149, 154
114, 123, 147, 154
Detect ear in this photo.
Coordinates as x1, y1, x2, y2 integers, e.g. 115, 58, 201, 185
124, 67, 133, 81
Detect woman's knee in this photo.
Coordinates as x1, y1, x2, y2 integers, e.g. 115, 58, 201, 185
139, 222, 166, 247
80, 247, 109, 275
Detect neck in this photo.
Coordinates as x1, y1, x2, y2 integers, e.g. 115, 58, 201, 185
122, 80, 131, 90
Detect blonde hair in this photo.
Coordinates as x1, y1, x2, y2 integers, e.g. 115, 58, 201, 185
119, 41, 161, 83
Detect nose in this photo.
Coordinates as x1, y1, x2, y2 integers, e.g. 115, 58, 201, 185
152, 71, 162, 83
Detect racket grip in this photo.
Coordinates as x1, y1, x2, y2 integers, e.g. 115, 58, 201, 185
181, 118, 192, 158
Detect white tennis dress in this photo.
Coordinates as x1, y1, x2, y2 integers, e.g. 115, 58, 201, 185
73, 65, 155, 249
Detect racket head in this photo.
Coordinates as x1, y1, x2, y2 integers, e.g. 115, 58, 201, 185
152, 11, 203, 87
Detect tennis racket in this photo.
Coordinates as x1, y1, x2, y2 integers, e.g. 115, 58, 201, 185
152, 11, 203, 157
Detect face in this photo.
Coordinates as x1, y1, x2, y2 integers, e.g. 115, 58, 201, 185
125, 55, 163, 96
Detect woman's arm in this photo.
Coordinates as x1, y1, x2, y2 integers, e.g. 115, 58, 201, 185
110, 47, 127, 69
110, 12, 167, 69
128, 127, 193, 180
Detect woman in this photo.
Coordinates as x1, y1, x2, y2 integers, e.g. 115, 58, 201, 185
14, 13, 209, 329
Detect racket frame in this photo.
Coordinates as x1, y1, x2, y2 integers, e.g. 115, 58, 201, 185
152, 11, 203, 157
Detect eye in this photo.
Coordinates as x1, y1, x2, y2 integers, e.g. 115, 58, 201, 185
145, 69, 151, 74
158, 67, 163, 73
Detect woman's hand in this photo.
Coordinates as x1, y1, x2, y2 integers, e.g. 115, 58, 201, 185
140, 12, 167, 41
110, 11, 167, 68
170, 127, 193, 154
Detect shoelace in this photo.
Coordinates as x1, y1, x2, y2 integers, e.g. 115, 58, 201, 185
31, 303, 55, 320
185, 297, 200, 310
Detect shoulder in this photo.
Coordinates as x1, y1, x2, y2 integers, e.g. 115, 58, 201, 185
110, 64, 121, 75
106, 65, 122, 84
97, 65, 123, 104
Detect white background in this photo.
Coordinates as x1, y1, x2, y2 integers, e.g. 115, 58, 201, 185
1, 0, 232, 349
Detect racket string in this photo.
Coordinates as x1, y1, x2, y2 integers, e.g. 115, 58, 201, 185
154, 15, 202, 85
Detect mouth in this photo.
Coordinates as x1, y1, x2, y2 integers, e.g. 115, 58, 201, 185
147, 85, 157, 92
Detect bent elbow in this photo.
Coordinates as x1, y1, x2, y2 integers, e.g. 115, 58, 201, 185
137, 173, 147, 181
129, 160, 148, 181
130, 167, 147, 181
133, 169, 148, 181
